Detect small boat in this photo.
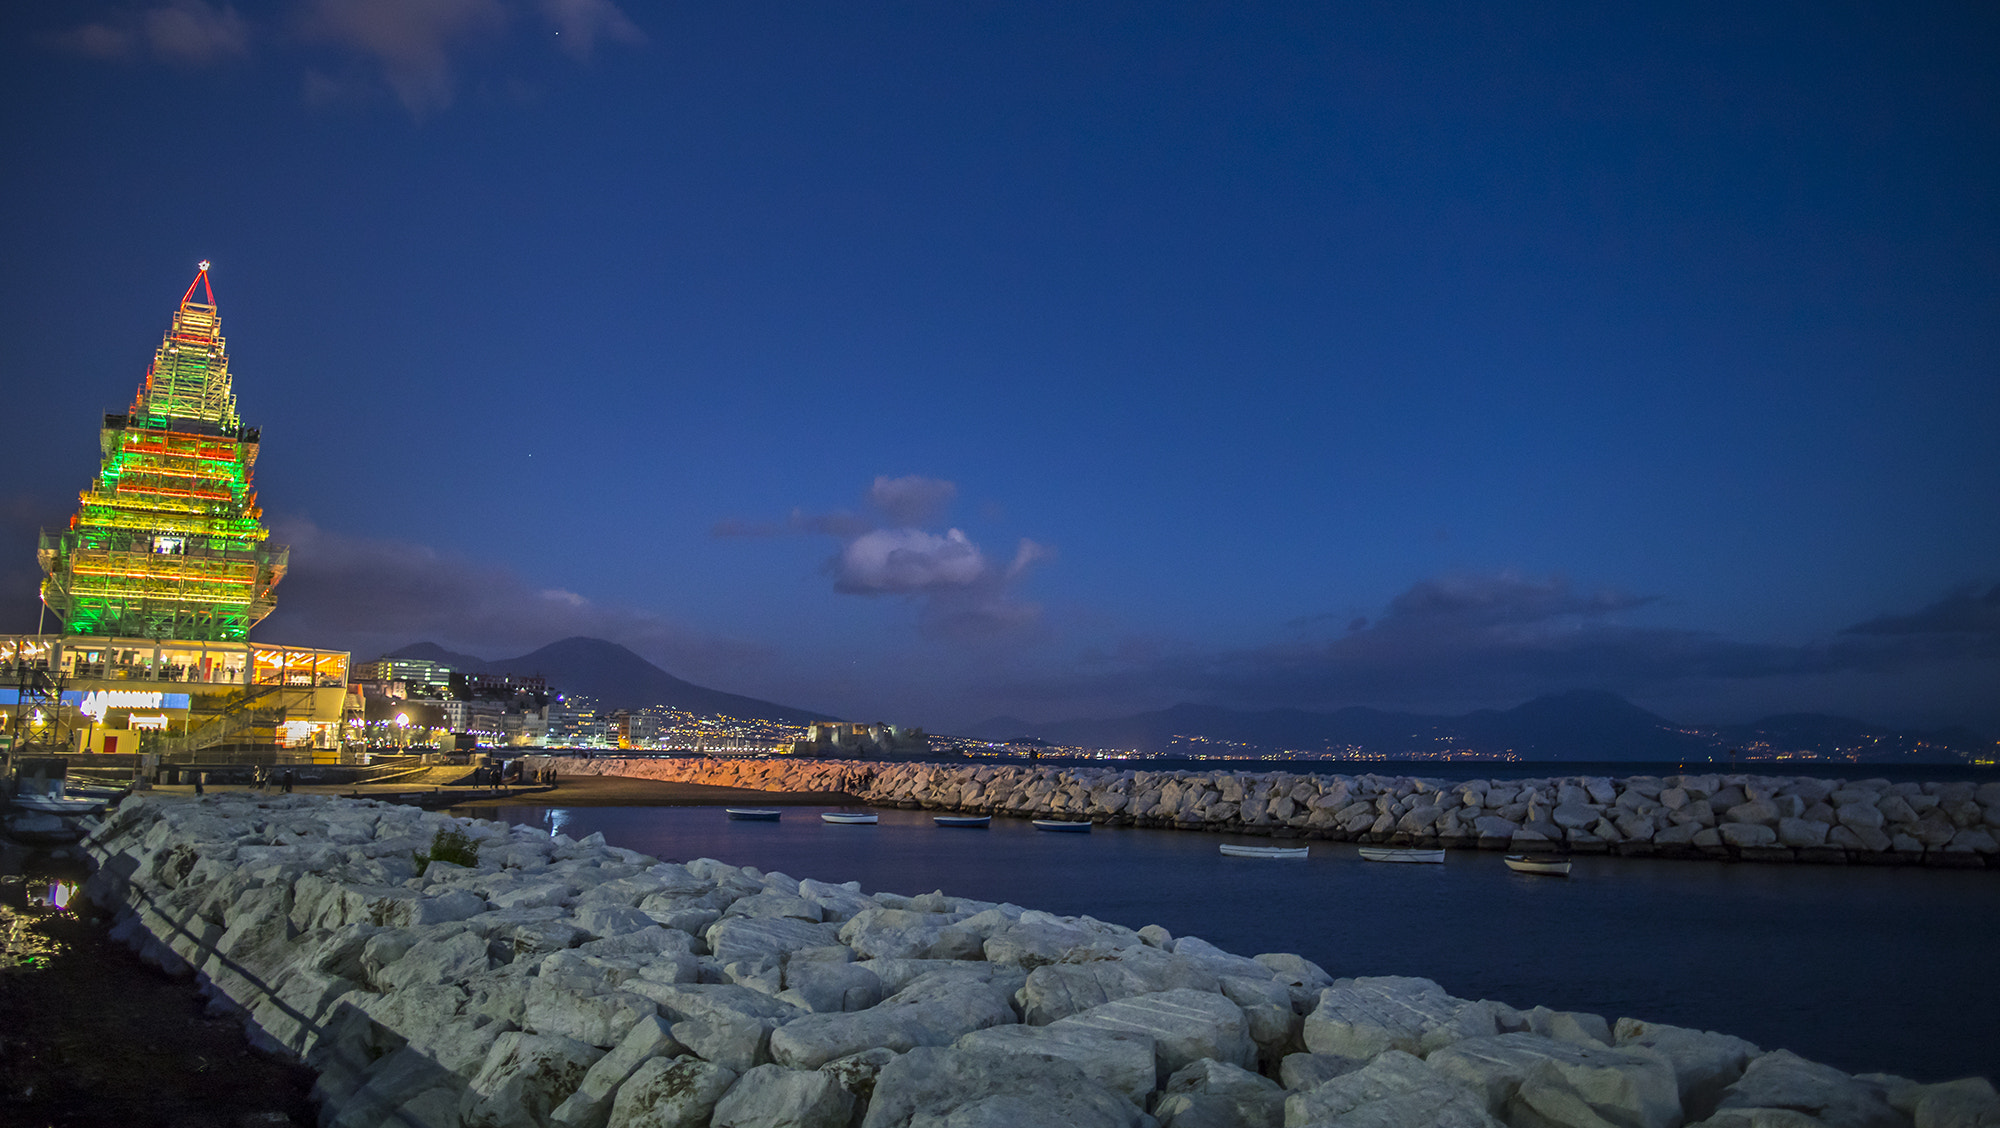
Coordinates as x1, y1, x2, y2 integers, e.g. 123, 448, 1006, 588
12, 793, 105, 815
65, 784, 128, 801
1359, 846, 1445, 864
933, 815, 991, 828
725, 808, 782, 821
1505, 854, 1572, 876
4, 812, 84, 846
821, 812, 879, 825
1031, 819, 1091, 833
1220, 844, 1309, 860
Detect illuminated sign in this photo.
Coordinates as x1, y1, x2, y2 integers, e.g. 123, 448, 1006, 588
129, 714, 170, 730
61, 690, 193, 718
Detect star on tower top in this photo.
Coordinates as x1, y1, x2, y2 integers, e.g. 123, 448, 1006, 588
198, 260, 211, 272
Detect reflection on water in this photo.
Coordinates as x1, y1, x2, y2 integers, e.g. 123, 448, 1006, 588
472, 802, 2000, 1083
1, 857, 89, 971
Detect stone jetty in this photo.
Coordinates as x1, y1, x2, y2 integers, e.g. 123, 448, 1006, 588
83, 792, 1996, 1128
538, 757, 2000, 867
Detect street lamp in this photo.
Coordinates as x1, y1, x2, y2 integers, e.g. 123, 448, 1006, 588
395, 712, 410, 752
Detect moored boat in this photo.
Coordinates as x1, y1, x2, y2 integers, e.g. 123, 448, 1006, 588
821, 812, 879, 825
4, 811, 84, 845
1358, 846, 1445, 864
1505, 853, 1573, 876
1031, 819, 1091, 833
933, 815, 991, 828
1220, 844, 1309, 859
724, 808, 782, 821
12, 793, 105, 815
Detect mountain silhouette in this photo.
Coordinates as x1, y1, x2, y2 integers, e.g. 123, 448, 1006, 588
388, 636, 829, 723
967, 689, 1981, 763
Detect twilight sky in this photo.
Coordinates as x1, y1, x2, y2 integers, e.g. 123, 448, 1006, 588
3, 2, 1997, 733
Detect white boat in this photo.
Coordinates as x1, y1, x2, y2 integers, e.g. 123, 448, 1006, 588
1359, 846, 1444, 864
725, 808, 782, 821
1505, 854, 1572, 876
933, 815, 991, 828
12, 793, 105, 815
821, 812, 878, 825
1031, 819, 1091, 833
1220, 844, 1309, 859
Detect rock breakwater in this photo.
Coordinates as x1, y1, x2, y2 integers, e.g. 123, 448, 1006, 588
84, 793, 1996, 1127
540, 757, 2000, 867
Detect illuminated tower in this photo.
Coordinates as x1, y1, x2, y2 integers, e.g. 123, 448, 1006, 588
38, 263, 288, 641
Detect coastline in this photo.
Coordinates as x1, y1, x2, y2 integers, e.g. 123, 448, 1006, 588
450, 775, 864, 809
78, 791, 1999, 1127
526, 755, 2000, 868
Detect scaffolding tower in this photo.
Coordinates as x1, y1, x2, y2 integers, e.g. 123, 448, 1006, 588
38, 263, 288, 641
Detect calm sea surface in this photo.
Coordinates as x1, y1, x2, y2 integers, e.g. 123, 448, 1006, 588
476, 800, 2000, 1083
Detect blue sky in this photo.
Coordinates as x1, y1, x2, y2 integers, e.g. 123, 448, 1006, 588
3, 2, 1996, 732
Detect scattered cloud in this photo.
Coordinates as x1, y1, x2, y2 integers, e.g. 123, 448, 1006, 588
146, 0, 251, 64
297, 0, 509, 115
718, 477, 1051, 642
1842, 582, 2000, 638
1001, 570, 2000, 729
867, 475, 957, 527
536, 0, 645, 60
257, 519, 773, 680
46, 0, 643, 116
46, 1, 250, 65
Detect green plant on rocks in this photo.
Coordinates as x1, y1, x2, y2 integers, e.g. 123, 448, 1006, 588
412, 826, 479, 876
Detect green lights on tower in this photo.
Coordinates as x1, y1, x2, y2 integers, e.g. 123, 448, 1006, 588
38, 263, 288, 641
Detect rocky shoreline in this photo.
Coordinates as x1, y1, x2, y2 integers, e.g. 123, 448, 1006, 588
81, 792, 1997, 1127
533, 757, 2000, 868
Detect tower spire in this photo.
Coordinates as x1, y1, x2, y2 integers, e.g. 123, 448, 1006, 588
133, 260, 239, 433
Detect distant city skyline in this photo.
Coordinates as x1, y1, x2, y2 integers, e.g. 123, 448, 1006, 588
2, 4, 1995, 734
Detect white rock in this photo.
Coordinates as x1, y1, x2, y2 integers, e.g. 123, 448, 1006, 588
1152, 1058, 1285, 1128
1612, 1017, 1760, 1120
954, 1020, 1158, 1105
605, 1056, 737, 1128
768, 971, 1017, 1068
460, 1031, 606, 1128
1712, 1049, 1903, 1128
1521, 1005, 1611, 1047
1301, 977, 1499, 1060
526, 974, 662, 1048
1053, 987, 1257, 1084
550, 1015, 683, 1128
710, 1062, 855, 1128
1020, 947, 1223, 1024
860, 1045, 1148, 1128
1283, 1049, 1501, 1128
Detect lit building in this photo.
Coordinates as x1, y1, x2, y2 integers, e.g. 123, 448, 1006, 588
2, 264, 348, 759
794, 721, 929, 758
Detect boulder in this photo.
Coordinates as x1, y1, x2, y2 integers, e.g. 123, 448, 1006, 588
1284, 1049, 1501, 1128
1301, 977, 1499, 1059
768, 972, 1017, 1068
707, 917, 844, 966
460, 1031, 606, 1128
1713, 1050, 1904, 1128
710, 1063, 855, 1128
1053, 987, 1257, 1084
604, 1057, 737, 1128
860, 1045, 1148, 1128
1521, 1006, 1611, 1047
954, 1020, 1158, 1105
1152, 1058, 1284, 1128
526, 974, 661, 1048
549, 1015, 683, 1128
1280, 1051, 1367, 1092
1020, 948, 1223, 1024
1612, 1018, 1759, 1120
780, 958, 883, 1013
1719, 823, 1779, 849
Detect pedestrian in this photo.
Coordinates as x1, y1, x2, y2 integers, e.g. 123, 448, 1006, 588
282, 768, 294, 793
193, 770, 204, 796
